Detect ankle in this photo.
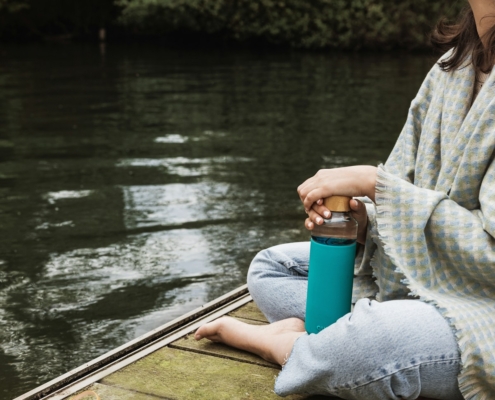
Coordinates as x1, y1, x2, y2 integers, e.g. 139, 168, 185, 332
271, 332, 305, 366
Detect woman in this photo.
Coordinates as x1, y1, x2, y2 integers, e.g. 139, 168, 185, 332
195, 1, 495, 399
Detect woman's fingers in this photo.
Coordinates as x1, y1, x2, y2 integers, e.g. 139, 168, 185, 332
303, 188, 328, 211
298, 166, 378, 207
297, 174, 324, 202
297, 180, 312, 202
349, 198, 369, 245
350, 199, 362, 211
305, 217, 314, 230
311, 203, 331, 219
307, 209, 324, 225
350, 199, 367, 222
305, 205, 331, 231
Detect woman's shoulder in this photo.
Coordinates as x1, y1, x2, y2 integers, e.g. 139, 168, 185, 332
405, 52, 454, 119
427, 49, 454, 79
416, 50, 459, 96
429, 48, 471, 78
437, 48, 455, 64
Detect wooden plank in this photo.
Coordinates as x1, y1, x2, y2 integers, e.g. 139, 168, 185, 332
170, 317, 275, 368
228, 301, 268, 322
101, 346, 305, 400
16, 286, 250, 400
70, 383, 162, 400
22, 293, 375, 400
38, 295, 252, 400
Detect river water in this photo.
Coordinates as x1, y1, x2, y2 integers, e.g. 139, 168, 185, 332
0, 43, 432, 397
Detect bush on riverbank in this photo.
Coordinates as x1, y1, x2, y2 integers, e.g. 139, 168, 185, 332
116, 0, 465, 49
1, 0, 465, 49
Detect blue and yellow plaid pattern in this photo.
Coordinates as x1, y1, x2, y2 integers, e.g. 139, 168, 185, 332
357, 53, 495, 399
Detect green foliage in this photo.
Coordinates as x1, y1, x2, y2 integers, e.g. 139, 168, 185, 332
116, 0, 466, 49
0, 0, 466, 48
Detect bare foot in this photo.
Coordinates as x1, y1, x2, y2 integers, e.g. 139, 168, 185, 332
195, 317, 306, 365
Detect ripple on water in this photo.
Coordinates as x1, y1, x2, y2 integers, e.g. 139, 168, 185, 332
116, 157, 253, 177
43, 190, 95, 204
121, 182, 262, 229
35, 221, 75, 230
154, 134, 188, 144
0, 224, 262, 393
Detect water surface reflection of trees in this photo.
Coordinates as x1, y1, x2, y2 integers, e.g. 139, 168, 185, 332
0, 44, 431, 397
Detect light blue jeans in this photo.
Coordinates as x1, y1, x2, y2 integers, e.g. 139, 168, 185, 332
247, 242, 464, 400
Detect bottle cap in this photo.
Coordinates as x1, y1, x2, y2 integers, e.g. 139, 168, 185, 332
324, 196, 351, 212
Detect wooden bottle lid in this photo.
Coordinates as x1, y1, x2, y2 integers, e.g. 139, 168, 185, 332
323, 196, 351, 212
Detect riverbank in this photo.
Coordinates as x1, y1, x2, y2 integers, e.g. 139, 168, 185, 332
0, 0, 464, 49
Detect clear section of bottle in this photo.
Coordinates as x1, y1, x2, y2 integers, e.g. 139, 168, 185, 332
311, 212, 358, 246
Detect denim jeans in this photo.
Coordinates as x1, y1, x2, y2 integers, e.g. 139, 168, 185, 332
247, 242, 463, 400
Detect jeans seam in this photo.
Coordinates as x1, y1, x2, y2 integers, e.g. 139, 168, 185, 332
283, 261, 307, 268
334, 358, 461, 392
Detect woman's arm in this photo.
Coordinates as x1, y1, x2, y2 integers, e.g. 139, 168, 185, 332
296, 165, 377, 244
374, 164, 495, 290
297, 165, 377, 207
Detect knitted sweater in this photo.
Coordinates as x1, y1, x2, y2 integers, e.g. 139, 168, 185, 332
355, 53, 495, 399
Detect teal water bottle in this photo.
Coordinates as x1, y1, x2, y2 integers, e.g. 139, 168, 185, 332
305, 196, 358, 334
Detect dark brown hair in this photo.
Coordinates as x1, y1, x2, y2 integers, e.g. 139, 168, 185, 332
431, 7, 495, 73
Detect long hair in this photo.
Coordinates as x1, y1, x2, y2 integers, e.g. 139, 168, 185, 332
431, 7, 495, 73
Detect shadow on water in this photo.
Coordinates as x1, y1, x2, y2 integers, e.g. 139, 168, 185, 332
0, 43, 433, 397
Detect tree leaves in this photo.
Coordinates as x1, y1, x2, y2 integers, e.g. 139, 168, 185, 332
0, 0, 465, 48
116, 0, 465, 49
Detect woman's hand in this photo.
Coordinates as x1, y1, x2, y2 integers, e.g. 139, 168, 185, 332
297, 166, 377, 209
303, 198, 369, 244
351, 199, 369, 244
297, 165, 377, 244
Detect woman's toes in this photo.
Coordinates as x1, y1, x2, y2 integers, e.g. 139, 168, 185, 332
194, 316, 305, 366
195, 319, 222, 341
195, 316, 238, 341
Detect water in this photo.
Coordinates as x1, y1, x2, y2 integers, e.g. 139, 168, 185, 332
0, 43, 432, 397
311, 236, 356, 246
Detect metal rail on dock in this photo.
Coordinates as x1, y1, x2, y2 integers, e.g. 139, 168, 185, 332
15, 284, 251, 400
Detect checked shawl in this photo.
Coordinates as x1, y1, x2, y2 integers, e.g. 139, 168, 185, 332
357, 54, 495, 399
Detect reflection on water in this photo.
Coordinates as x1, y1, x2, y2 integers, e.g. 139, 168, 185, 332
0, 43, 432, 397
121, 182, 261, 228
117, 156, 253, 177
43, 190, 95, 204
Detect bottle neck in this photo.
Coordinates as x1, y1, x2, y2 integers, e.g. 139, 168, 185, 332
310, 210, 358, 244
324, 211, 349, 223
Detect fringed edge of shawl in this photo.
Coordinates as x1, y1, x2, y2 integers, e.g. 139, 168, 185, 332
373, 165, 485, 400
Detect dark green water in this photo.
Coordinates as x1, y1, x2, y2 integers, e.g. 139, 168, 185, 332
0, 43, 432, 398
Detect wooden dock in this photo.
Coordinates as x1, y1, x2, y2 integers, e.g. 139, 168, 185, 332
16, 285, 431, 400
15, 285, 330, 400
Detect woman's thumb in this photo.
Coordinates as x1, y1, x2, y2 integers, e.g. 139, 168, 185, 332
350, 199, 364, 213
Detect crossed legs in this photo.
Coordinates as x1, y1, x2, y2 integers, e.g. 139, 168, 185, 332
195, 243, 463, 400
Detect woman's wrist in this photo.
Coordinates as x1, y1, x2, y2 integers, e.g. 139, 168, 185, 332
364, 166, 378, 202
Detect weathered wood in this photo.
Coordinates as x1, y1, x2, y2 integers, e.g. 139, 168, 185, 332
228, 301, 268, 322
21, 294, 432, 400
71, 383, 157, 399
101, 346, 303, 400
16, 286, 250, 400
